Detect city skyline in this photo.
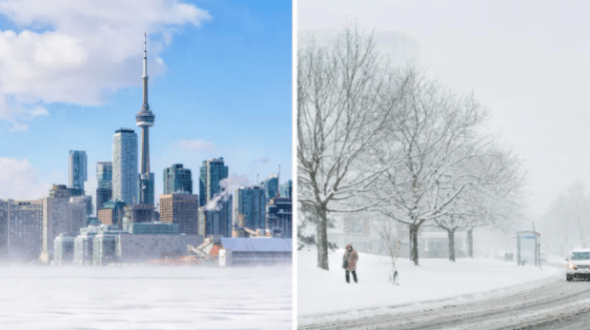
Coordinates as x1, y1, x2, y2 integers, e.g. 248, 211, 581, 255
0, 1, 292, 206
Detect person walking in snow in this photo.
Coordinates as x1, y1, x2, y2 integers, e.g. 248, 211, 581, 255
343, 244, 359, 283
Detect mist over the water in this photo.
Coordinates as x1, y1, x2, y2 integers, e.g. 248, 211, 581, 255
0, 265, 292, 329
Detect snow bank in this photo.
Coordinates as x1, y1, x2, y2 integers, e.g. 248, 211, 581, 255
298, 247, 561, 317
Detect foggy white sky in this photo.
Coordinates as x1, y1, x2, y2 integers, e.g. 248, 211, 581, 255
299, 0, 590, 217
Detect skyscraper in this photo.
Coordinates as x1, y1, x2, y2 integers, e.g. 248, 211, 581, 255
68, 150, 87, 194
163, 164, 192, 194
199, 157, 229, 207
96, 162, 112, 213
279, 180, 292, 198
112, 128, 138, 205
41, 185, 70, 262
199, 195, 232, 238
234, 186, 266, 231
136, 33, 156, 205
261, 174, 279, 203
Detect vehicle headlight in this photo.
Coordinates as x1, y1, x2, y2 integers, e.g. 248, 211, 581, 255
568, 262, 577, 270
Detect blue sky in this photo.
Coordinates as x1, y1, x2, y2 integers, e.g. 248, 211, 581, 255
0, 0, 292, 208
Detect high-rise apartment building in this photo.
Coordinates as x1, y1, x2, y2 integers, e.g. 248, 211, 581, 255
234, 186, 266, 231
41, 185, 70, 261
112, 128, 138, 205
160, 193, 199, 234
0, 199, 43, 261
96, 162, 113, 213
199, 157, 229, 207
262, 174, 279, 202
163, 164, 192, 194
279, 180, 292, 198
68, 150, 87, 193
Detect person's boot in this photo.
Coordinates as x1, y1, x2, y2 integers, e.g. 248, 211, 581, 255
346, 272, 350, 283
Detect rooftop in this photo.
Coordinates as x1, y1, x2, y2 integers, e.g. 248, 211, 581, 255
221, 238, 292, 252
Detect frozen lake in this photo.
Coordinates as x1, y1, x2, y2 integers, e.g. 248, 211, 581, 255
0, 264, 292, 329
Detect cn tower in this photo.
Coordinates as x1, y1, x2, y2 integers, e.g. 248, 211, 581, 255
136, 32, 155, 205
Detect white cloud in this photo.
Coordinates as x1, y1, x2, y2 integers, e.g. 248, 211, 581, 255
29, 105, 49, 117
172, 139, 215, 151
8, 122, 27, 132
0, 0, 211, 130
0, 157, 51, 200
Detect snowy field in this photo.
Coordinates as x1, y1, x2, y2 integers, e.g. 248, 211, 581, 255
298, 247, 561, 318
0, 264, 291, 329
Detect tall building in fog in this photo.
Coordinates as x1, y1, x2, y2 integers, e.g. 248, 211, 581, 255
112, 128, 138, 205
68, 150, 87, 194
41, 185, 70, 261
199, 157, 228, 207
199, 196, 232, 238
96, 162, 112, 213
163, 164, 192, 194
0, 199, 43, 261
136, 33, 156, 206
234, 186, 266, 231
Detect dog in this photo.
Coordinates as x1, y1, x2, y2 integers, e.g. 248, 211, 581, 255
389, 269, 399, 286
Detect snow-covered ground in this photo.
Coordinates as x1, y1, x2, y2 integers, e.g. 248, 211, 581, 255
0, 264, 291, 329
298, 247, 561, 318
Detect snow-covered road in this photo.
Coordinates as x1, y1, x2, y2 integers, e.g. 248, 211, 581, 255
299, 272, 590, 330
298, 248, 590, 329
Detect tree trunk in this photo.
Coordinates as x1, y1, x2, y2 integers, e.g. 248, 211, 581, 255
316, 205, 329, 270
447, 228, 456, 262
467, 228, 474, 258
409, 224, 420, 266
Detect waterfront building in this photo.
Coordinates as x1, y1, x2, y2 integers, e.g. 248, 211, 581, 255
0, 199, 43, 261
41, 185, 70, 261
53, 232, 78, 265
221, 237, 292, 266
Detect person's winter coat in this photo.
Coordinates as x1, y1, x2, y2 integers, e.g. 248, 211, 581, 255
343, 244, 359, 271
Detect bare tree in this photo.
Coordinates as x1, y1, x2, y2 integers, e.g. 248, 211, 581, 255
435, 147, 527, 261
297, 25, 406, 270
374, 70, 489, 265
379, 219, 401, 269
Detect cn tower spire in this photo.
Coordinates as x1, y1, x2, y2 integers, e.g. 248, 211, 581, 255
136, 32, 155, 205
142, 32, 149, 111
